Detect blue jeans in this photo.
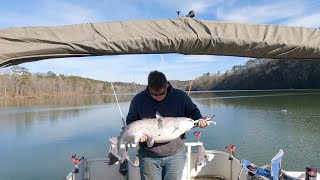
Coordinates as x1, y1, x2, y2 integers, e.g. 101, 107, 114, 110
138, 148, 186, 180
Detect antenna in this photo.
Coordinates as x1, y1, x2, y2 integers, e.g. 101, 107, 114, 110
111, 82, 126, 127
176, 11, 181, 18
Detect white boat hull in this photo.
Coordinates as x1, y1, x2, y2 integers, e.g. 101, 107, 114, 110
66, 142, 319, 180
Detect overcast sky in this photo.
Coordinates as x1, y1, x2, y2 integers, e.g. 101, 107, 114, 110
1, 0, 319, 84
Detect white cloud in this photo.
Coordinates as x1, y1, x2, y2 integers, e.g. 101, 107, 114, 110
0, 1, 100, 28
23, 55, 160, 84
216, 1, 305, 24
23, 54, 243, 85
284, 13, 320, 28
215, 0, 320, 28
42, 1, 100, 24
175, 55, 218, 63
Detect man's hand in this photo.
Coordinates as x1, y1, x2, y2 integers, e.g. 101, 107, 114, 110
139, 134, 149, 142
198, 117, 210, 128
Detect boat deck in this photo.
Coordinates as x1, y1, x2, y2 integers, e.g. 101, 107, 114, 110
192, 176, 226, 180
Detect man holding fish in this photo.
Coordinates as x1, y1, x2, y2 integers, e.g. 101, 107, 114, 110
126, 70, 212, 180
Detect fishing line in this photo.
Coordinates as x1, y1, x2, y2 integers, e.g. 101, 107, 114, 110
111, 82, 126, 127
188, 80, 193, 96
189, 81, 267, 104
215, 84, 272, 104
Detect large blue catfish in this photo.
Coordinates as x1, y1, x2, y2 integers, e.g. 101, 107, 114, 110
110, 113, 215, 155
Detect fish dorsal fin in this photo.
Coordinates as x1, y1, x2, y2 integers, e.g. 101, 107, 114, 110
155, 111, 163, 119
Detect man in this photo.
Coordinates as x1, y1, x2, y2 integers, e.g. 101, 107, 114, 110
126, 70, 209, 180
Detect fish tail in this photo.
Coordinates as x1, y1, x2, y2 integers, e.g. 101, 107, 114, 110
117, 136, 123, 152
109, 136, 118, 145
208, 120, 216, 125
194, 120, 216, 127
108, 137, 121, 165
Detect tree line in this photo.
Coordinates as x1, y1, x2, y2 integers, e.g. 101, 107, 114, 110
187, 59, 320, 91
1, 59, 319, 99
0, 66, 144, 99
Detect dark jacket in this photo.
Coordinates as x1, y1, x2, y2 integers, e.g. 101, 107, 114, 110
126, 84, 202, 156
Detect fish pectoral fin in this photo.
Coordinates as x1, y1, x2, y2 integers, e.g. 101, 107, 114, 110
146, 138, 155, 147
158, 118, 163, 129
109, 136, 118, 145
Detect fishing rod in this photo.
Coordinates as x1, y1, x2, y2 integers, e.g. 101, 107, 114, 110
215, 83, 266, 101
111, 82, 126, 127
133, 72, 138, 94
187, 80, 193, 96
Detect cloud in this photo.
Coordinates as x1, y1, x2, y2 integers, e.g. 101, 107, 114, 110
42, 0, 100, 24
215, 0, 320, 28
284, 13, 320, 28
0, 1, 100, 28
216, 1, 305, 24
22, 54, 246, 85
23, 55, 161, 84
175, 55, 218, 63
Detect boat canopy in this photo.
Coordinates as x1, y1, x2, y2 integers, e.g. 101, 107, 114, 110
0, 17, 319, 67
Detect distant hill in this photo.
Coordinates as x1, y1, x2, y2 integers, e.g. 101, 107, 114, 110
0, 66, 146, 99
169, 80, 191, 90
112, 82, 145, 94
1, 59, 319, 99
190, 59, 320, 90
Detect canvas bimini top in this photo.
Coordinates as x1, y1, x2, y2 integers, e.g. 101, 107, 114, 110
0, 17, 320, 67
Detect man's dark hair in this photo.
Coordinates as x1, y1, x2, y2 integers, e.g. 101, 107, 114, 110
148, 70, 167, 91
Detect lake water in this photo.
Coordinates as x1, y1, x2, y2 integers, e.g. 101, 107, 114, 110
0, 90, 319, 180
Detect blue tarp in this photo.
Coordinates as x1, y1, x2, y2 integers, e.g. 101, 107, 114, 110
242, 159, 271, 177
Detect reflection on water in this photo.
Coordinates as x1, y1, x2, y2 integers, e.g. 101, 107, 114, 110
191, 90, 320, 170
0, 94, 133, 108
0, 90, 319, 179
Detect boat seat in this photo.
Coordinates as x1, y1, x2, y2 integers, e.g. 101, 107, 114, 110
238, 149, 284, 180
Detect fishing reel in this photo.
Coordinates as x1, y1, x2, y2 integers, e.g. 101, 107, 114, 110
71, 154, 84, 173
193, 131, 202, 142
225, 144, 236, 160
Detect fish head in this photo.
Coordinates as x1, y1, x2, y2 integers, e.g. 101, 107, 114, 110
175, 117, 195, 132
